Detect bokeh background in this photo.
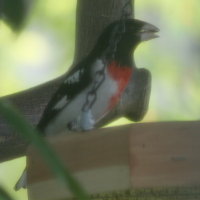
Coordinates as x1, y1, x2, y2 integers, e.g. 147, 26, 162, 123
0, 0, 199, 199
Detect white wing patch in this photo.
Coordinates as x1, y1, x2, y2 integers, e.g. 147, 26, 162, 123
53, 96, 68, 110
67, 110, 95, 131
64, 69, 84, 84
64, 59, 103, 85
92, 59, 104, 74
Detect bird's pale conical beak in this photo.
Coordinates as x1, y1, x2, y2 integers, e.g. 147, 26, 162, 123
140, 23, 159, 41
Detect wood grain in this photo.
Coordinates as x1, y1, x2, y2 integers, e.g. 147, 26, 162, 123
27, 121, 200, 200
130, 121, 200, 188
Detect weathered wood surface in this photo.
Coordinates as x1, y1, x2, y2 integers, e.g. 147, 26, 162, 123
27, 121, 200, 200
0, 0, 133, 162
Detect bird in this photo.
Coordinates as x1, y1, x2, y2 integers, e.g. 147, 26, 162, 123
15, 18, 159, 190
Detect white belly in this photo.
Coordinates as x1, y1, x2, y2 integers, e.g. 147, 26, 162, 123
45, 68, 118, 135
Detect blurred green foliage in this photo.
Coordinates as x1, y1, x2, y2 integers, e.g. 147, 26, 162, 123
0, 186, 14, 200
135, 0, 200, 121
0, 0, 76, 96
0, 0, 29, 30
0, 0, 199, 200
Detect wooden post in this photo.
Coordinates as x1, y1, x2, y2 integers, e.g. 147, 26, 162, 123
27, 121, 200, 200
74, 0, 133, 65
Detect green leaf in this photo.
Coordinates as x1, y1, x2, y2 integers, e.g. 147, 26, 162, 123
1, 0, 29, 30
0, 99, 89, 200
0, 186, 14, 200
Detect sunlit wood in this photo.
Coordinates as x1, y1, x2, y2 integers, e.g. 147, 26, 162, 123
28, 121, 200, 200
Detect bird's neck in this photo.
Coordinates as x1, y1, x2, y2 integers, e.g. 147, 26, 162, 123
92, 39, 138, 67
113, 43, 137, 67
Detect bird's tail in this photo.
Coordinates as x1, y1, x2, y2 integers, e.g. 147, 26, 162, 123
14, 169, 27, 191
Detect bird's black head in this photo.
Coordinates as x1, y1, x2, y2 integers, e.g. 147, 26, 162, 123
93, 19, 159, 65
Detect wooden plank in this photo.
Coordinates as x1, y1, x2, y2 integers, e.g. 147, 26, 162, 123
130, 121, 200, 188
27, 121, 200, 200
89, 186, 200, 200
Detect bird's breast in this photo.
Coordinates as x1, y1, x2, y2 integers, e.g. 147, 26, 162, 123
106, 61, 133, 110
45, 60, 133, 134
92, 61, 133, 121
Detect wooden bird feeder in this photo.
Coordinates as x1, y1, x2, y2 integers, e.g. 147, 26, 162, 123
27, 121, 200, 200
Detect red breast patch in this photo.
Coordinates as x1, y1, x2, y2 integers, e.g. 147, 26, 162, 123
107, 61, 133, 110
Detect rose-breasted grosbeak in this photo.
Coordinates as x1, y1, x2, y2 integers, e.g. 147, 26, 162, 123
15, 19, 159, 190
38, 19, 159, 135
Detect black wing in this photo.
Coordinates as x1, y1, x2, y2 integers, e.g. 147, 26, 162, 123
37, 57, 93, 133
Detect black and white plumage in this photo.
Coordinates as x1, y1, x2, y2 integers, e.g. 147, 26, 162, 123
37, 19, 159, 136
15, 19, 159, 190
